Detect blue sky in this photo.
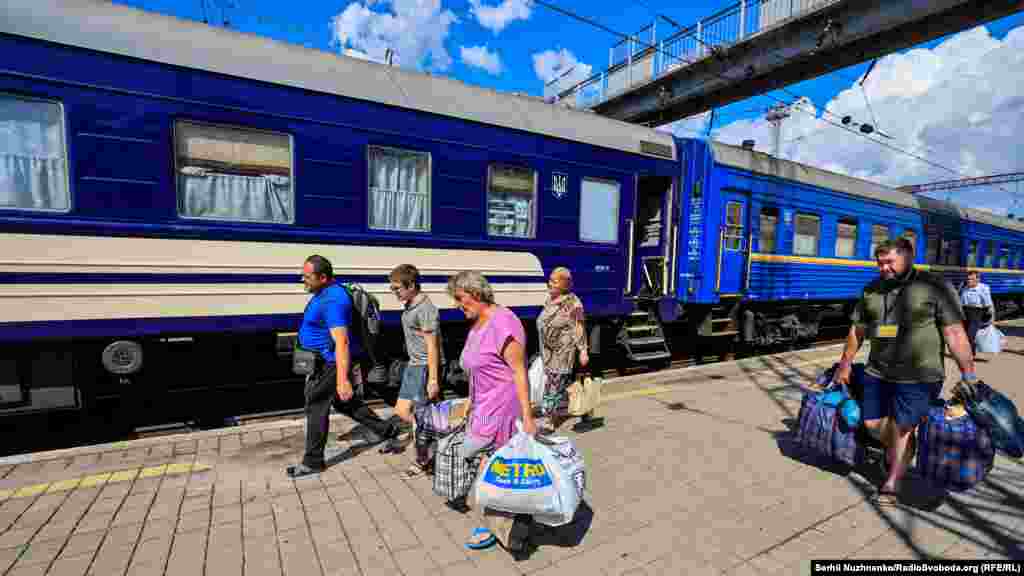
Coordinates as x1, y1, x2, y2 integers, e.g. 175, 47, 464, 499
116, 0, 1023, 126
117, 0, 1024, 209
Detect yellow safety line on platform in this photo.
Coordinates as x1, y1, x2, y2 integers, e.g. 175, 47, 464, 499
0, 462, 212, 500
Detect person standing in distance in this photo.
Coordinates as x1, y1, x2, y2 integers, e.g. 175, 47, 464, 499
959, 270, 996, 357
287, 255, 398, 478
835, 236, 976, 505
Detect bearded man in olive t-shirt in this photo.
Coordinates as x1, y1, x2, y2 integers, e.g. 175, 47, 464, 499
834, 237, 977, 505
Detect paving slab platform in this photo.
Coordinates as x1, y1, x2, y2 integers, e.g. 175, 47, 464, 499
1, 322, 1022, 575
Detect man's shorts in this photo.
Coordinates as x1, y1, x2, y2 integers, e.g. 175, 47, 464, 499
861, 372, 942, 428
398, 364, 428, 404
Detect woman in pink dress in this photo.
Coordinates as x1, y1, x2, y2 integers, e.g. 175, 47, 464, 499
447, 270, 537, 553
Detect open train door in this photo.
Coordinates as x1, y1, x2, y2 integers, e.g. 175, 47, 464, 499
620, 174, 675, 365
627, 174, 676, 300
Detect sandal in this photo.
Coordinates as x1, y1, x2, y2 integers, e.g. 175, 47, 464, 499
465, 527, 496, 550
400, 463, 430, 479
873, 487, 901, 507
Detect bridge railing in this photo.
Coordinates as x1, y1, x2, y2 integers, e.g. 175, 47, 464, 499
548, 0, 843, 109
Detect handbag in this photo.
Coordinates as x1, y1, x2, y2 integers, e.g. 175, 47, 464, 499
567, 375, 601, 416
292, 345, 318, 376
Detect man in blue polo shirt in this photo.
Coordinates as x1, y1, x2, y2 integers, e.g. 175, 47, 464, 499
287, 255, 397, 478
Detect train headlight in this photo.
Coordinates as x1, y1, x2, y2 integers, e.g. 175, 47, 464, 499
102, 341, 143, 375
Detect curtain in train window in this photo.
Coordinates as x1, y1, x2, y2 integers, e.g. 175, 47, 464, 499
902, 230, 917, 260
488, 165, 536, 238
368, 146, 430, 232
759, 207, 778, 254
999, 245, 1010, 268
175, 121, 293, 223
793, 213, 820, 256
870, 225, 889, 258
580, 178, 619, 244
983, 241, 994, 267
835, 219, 857, 258
0, 94, 69, 212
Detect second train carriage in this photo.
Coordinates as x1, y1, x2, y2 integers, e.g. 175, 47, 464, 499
0, 0, 680, 447
653, 139, 1024, 351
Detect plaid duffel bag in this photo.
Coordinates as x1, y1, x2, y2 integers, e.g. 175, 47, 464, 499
432, 423, 484, 502
917, 403, 995, 492
796, 383, 859, 467
414, 399, 468, 467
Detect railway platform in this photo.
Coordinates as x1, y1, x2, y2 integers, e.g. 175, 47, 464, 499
1, 322, 1022, 575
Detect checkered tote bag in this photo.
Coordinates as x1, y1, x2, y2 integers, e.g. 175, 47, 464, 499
796, 384, 859, 467
432, 422, 484, 502
414, 399, 468, 467
917, 404, 995, 492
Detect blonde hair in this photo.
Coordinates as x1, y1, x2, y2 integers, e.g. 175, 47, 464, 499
551, 267, 573, 291
446, 270, 495, 304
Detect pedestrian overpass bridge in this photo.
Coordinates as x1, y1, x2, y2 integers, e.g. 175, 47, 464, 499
547, 0, 1024, 126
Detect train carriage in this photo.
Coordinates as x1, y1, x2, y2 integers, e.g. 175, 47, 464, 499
0, 0, 680, 450
667, 139, 1024, 349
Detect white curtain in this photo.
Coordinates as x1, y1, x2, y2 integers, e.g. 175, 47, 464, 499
369, 148, 429, 231
0, 97, 69, 211
178, 167, 292, 223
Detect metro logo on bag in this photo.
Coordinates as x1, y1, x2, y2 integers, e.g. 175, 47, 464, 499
483, 457, 553, 490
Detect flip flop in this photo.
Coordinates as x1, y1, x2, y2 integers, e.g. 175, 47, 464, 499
401, 463, 429, 479
873, 487, 900, 507
465, 527, 496, 550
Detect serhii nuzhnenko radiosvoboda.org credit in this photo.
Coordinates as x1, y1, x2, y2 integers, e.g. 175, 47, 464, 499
811, 560, 1024, 574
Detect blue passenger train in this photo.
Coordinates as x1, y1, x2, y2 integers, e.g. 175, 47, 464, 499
2, 0, 1022, 450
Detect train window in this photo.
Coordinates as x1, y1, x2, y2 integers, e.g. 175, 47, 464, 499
835, 219, 857, 258
368, 146, 431, 232
999, 245, 1010, 268
0, 94, 70, 212
944, 239, 960, 266
174, 120, 293, 224
926, 232, 940, 264
902, 230, 917, 260
759, 207, 778, 254
580, 177, 620, 244
967, 240, 978, 267
983, 241, 994, 267
724, 202, 743, 250
793, 213, 820, 256
870, 225, 889, 257
487, 165, 536, 238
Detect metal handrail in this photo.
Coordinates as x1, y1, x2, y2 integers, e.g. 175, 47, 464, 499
547, 0, 845, 108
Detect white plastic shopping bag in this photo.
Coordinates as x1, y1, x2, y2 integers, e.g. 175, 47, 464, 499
976, 325, 1004, 354
474, 421, 586, 527
528, 355, 545, 406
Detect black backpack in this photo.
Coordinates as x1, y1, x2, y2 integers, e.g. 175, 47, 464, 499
341, 283, 382, 366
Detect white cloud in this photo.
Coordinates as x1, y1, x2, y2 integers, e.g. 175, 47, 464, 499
533, 48, 594, 99
662, 24, 1024, 209
330, 0, 458, 72
468, 0, 531, 34
460, 45, 503, 75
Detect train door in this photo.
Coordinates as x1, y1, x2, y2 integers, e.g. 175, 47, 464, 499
628, 175, 674, 298
716, 191, 748, 296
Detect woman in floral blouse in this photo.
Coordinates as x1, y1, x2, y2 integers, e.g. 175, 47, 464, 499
536, 267, 590, 433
